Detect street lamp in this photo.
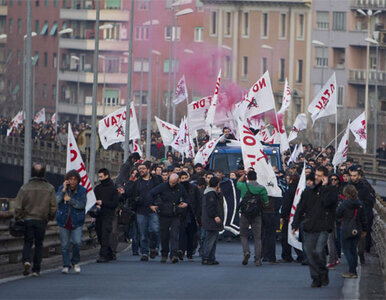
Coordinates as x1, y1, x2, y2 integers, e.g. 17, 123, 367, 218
143, 20, 160, 26
312, 40, 327, 147
23, 32, 37, 117
183, 48, 194, 54
98, 54, 107, 117
151, 50, 161, 118
357, 9, 381, 153
71, 55, 81, 122
0, 33, 7, 39
365, 37, 379, 154
55, 28, 73, 131
172, 8, 194, 125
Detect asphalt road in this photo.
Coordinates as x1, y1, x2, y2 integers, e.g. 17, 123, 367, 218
0, 242, 350, 300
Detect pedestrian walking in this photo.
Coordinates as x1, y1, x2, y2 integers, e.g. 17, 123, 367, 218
201, 177, 224, 265
292, 166, 339, 288
94, 168, 119, 263
56, 169, 87, 274
15, 163, 57, 277
336, 185, 367, 278
236, 171, 268, 266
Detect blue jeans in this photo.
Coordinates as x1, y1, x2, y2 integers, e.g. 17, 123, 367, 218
342, 237, 359, 274
129, 216, 140, 254
136, 213, 160, 255
262, 213, 276, 262
202, 230, 218, 262
303, 231, 329, 281
59, 226, 82, 267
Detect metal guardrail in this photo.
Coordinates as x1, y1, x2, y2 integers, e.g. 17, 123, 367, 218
0, 199, 94, 264
349, 152, 386, 183
372, 196, 386, 281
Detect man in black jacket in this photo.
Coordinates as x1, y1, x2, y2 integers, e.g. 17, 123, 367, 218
94, 168, 119, 263
350, 169, 375, 263
292, 166, 338, 288
201, 177, 224, 265
178, 171, 201, 261
149, 173, 188, 263
126, 162, 161, 261
115, 152, 140, 186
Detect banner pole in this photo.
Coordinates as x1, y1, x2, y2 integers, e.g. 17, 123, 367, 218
315, 127, 346, 159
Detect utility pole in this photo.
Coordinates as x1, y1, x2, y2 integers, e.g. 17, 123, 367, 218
23, 0, 32, 184
89, 0, 100, 185
146, 0, 153, 158
124, 0, 135, 161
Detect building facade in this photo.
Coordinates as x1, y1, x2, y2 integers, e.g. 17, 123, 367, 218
311, 0, 386, 151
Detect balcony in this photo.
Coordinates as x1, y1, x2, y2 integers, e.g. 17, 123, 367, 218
348, 69, 386, 86
60, 9, 129, 22
59, 70, 127, 84
59, 37, 128, 51
58, 102, 123, 117
350, 0, 386, 10
0, 5, 7, 16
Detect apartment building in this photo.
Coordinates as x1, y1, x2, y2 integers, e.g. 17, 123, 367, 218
201, 0, 313, 127
311, 0, 386, 151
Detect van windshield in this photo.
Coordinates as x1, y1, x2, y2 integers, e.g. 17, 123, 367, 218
212, 153, 279, 175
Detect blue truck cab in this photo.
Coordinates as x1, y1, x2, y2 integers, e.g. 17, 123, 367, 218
208, 140, 283, 174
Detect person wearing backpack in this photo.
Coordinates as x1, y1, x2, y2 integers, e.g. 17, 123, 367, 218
336, 185, 367, 278
236, 170, 268, 266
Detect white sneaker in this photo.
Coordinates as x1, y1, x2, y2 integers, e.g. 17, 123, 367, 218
61, 267, 69, 274
73, 264, 81, 273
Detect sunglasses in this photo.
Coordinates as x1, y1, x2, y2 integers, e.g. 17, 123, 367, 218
331, 178, 339, 181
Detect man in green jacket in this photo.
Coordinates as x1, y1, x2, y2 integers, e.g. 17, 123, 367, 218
236, 170, 268, 266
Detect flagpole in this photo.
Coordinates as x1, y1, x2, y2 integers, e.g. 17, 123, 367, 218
315, 127, 346, 159
335, 98, 338, 152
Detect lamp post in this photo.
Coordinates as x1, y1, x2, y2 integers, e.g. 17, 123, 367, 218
365, 37, 379, 154
172, 8, 194, 126
55, 28, 73, 131
312, 40, 327, 147
184, 48, 194, 99
71, 55, 80, 122
357, 8, 381, 153
261, 44, 273, 76
23, 32, 36, 117
98, 55, 107, 117
151, 50, 161, 118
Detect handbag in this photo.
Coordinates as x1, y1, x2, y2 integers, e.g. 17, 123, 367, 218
344, 208, 361, 239
9, 218, 25, 237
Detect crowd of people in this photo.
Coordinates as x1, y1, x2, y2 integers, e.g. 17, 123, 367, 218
12, 126, 380, 289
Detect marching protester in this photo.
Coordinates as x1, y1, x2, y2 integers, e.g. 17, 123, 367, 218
292, 166, 339, 288
15, 163, 57, 277
201, 177, 224, 265
94, 168, 120, 263
237, 171, 268, 266
56, 170, 87, 274
126, 162, 161, 261
336, 185, 367, 278
149, 173, 188, 263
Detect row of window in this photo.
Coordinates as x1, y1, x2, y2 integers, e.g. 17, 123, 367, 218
8, 18, 62, 36
6, 0, 59, 7
316, 11, 347, 31
134, 25, 204, 42
210, 11, 305, 40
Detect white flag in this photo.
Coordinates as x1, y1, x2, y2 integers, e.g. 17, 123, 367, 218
171, 117, 188, 155
308, 73, 337, 124
51, 113, 56, 124
194, 135, 223, 167
205, 69, 221, 134
278, 78, 291, 115
238, 122, 282, 197
34, 108, 46, 124
279, 131, 290, 153
7, 111, 24, 136
288, 164, 306, 251
155, 116, 179, 146
332, 121, 350, 167
350, 112, 367, 150
236, 71, 276, 122
288, 143, 303, 165
130, 139, 143, 158
173, 75, 189, 105
287, 113, 307, 142
187, 96, 211, 132
66, 124, 96, 213
98, 103, 140, 149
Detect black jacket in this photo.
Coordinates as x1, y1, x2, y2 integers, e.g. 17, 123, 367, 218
201, 188, 224, 231
281, 183, 297, 220
336, 198, 367, 237
149, 182, 189, 217
126, 175, 160, 215
180, 181, 202, 225
292, 183, 338, 233
352, 180, 375, 215
115, 158, 135, 187
94, 178, 119, 216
